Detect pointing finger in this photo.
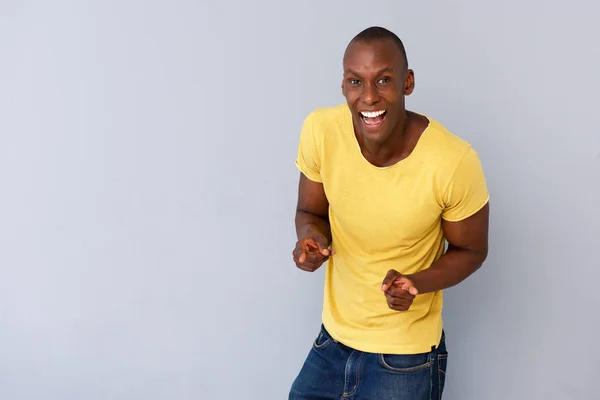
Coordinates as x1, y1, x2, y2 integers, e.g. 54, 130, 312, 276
381, 269, 401, 291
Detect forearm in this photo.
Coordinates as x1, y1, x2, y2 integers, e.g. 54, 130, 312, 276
295, 210, 331, 241
407, 245, 487, 294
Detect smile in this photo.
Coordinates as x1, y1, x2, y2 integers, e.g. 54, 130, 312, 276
360, 110, 387, 127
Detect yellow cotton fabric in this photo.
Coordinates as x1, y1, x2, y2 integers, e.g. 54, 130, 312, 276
295, 104, 489, 354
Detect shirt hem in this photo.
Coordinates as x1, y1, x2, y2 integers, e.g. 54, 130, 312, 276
323, 320, 443, 355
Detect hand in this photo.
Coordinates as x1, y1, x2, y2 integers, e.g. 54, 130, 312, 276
381, 269, 418, 311
292, 233, 334, 272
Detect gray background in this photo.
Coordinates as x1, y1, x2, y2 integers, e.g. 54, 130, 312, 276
1, 1, 599, 399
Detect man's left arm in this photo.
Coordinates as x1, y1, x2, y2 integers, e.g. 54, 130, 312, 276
406, 202, 489, 294
381, 146, 489, 309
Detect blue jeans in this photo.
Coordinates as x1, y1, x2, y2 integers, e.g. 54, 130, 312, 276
289, 325, 448, 400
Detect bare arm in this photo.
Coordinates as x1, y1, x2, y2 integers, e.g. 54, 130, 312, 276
295, 173, 331, 242
292, 173, 333, 272
407, 203, 490, 294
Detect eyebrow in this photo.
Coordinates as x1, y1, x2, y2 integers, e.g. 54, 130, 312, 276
344, 67, 394, 76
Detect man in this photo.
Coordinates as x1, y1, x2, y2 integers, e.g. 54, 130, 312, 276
289, 26, 490, 399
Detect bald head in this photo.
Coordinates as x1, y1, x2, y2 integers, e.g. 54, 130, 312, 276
344, 26, 408, 69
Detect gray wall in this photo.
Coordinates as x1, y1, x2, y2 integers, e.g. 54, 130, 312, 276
1, 1, 598, 399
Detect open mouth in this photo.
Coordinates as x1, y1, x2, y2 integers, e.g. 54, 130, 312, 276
360, 110, 387, 128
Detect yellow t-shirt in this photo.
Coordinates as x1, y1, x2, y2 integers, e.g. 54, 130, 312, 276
295, 104, 490, 354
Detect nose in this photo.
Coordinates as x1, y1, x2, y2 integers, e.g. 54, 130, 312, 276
361, 83, 379, 106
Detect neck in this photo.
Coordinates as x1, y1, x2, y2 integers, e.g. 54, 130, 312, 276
358, 111, 411, 167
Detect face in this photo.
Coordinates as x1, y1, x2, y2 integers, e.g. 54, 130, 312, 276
341, 39, 414, 143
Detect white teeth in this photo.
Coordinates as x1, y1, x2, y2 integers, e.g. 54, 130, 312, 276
361, 110, 385, 118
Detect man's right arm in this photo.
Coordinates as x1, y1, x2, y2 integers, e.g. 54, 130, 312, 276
296, 172, 330, 241
293, 173, 333, 272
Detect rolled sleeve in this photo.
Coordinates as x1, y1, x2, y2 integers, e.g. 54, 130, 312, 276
442, 147, 490, 222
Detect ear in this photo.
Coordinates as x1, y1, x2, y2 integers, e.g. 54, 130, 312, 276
404, 69, 415, 96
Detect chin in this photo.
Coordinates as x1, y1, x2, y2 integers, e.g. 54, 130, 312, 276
356, 116, 389, 142
360, 128, 389, 143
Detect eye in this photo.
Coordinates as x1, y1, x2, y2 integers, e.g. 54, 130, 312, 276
377, 77, 391, 85
349, 78, 361, 85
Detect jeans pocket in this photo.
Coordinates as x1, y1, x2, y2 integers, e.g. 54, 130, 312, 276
312, 326, 331, 350
379, 352, 431, 373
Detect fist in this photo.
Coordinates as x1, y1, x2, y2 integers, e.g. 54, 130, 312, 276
292, 234, 334, 272
381, 269, 418, 311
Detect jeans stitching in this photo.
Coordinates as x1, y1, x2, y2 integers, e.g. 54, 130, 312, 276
342, 350, 354, 397
343, 351, 365, 397
438, 354, 448, 374
379, 353, 431, 373
313, 338, 330, 349
313, 330, 331, 349
438, 353, 447, 400
429, 353, 434, 400
437, 354, 441, 400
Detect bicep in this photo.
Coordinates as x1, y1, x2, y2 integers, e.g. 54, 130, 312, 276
441, 202, 489, 255
297, 172, 329, 219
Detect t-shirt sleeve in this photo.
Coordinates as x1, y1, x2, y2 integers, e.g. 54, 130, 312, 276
442, 146, 490, 222
295, 112, 323, 183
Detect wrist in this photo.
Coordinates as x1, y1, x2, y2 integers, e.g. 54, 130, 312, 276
300, 224, 330, 241
404, 273, 424, 294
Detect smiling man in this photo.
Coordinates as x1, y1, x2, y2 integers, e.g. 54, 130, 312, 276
288, 27, 490, 400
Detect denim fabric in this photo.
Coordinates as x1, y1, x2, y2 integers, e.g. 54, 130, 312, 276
289, 325, 448, 400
